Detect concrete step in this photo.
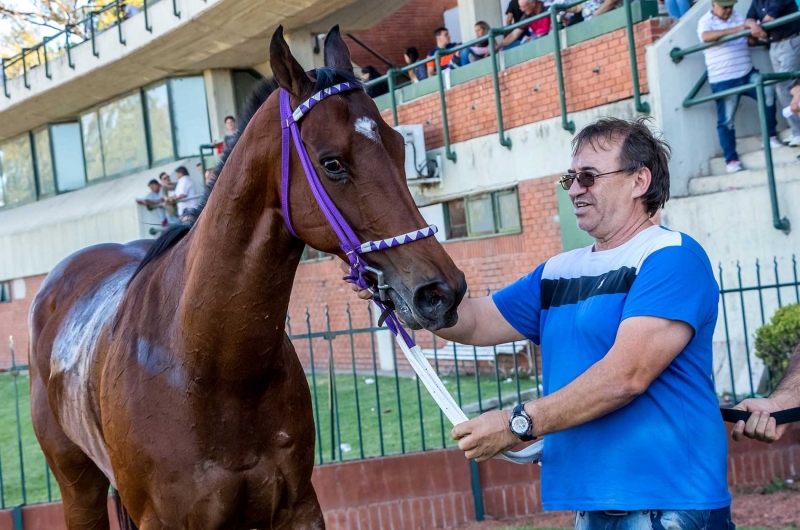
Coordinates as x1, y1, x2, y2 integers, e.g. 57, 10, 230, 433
709, 143, 800, 175
688, 163, 800, 195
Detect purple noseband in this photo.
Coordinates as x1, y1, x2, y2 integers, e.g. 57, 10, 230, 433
279, 84, 436, 343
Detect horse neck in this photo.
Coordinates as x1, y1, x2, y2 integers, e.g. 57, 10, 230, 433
178, 133, 303, 378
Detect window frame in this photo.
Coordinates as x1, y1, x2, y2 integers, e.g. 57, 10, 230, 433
50, 121, 89, 194
0, 133, 38, 211
0, 281, 11, 303
444, 187, 522, 241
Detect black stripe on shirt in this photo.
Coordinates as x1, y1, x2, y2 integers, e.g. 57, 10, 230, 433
541, 266, 638, 310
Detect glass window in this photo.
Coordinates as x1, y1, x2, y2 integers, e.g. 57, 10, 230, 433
170, 77, 211, 158
445, 199, 467, 239
81, 111, 105, 181
99, 92, 148, 177
145, 83, 174, 165
51, 123, 87, 192
0, 134, 36, 208
466, 194, 495, 236
33, 128, 56, 197
0, 282, 10, 303
496, 188, 521, 232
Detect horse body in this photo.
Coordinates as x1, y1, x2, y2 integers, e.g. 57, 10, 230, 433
29, 26, 466, 529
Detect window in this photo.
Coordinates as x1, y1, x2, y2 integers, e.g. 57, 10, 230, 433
0, 134, 36, 208
99, 92, 148, 177
145, 83, 175, 165
0, 282, 10, 303
33, 128, 56, 197
51, 123, 87, 192
444, 188, 521, 239
170, 77, 211, 158
81, 111, 105, 181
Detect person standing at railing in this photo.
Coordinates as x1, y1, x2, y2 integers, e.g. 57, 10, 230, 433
158, 172, 180, 226
746, 0, 800, 146
426, 27, 462, 77
166, 166, 199, 220
346, 118, 732, 529
730, 343, 800, 443
136, 179, 167, 226
496, 0, 552, 51
698, 0, 782, 174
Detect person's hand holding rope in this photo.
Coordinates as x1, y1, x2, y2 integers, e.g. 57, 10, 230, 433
450, 409, 521, 462
731, 397, 792, 443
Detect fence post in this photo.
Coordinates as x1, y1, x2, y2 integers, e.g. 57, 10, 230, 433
387, 68, 398, 127
115, 0, 127, 45
551, 8, 575, 133
21, 49, 29, 89
90, 12, 99, 58
435, 50, 457, 162
12, 505, 23, 530
10, 337, 27, 506
624, 0, 649, 113
173, 0, 181, 18
2, 58, 8, 98
43, 39, 51, 80
489, 29, 512, 149
65, 26, 75, 69
756, 74, 790, 233
469, 460, 485, 521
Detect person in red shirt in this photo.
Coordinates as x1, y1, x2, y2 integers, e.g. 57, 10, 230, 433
496, 0, 551, 50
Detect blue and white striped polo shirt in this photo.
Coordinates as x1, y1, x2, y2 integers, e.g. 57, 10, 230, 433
493, 225, 730, 511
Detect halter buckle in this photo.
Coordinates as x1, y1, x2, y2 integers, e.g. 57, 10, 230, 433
364, 265, 390, 302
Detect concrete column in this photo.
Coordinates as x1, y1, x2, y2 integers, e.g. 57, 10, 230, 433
374, 309, 395, 372
457, 0, 503, 43
203, 69, 236, 142
284, 28, 326, 72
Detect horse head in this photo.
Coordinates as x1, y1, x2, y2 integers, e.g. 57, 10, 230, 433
269, 26, 466, 331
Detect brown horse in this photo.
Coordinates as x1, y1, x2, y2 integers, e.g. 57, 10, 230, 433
28, 26, 466, 530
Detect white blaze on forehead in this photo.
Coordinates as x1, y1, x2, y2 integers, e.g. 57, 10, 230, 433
355, 117, 380, 143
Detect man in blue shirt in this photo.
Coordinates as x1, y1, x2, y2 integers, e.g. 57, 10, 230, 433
348, 118, 732, 528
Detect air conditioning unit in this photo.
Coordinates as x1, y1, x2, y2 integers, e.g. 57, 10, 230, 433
393, 124, 431, 180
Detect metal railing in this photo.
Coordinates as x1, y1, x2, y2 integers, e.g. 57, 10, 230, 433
672, 12, 800, 233
1, 0, 174, 99
1, 257, 794, 510
365, 0, 651, 160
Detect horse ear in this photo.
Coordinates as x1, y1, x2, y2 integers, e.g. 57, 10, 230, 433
323, 25, 354, 75
270, 26, 314, 97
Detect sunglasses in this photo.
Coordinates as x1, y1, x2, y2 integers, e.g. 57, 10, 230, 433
559, 168, 633, 190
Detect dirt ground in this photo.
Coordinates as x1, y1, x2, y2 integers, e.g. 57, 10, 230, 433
455, 480, 800, 529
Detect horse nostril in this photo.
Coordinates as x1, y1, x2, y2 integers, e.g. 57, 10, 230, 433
413, 281, 455, 321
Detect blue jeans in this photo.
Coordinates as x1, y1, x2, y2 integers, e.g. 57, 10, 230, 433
576, 506, 735, 529
710, 68, 777, 163
665, 0, 690, 18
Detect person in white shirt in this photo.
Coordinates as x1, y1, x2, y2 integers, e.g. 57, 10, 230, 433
167, 166, 200, 219
698, 0, 781, 174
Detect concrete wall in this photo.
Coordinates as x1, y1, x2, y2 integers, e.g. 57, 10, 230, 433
646, 0, 785, 197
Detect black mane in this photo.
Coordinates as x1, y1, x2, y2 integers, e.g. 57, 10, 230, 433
128, 67, 361, 284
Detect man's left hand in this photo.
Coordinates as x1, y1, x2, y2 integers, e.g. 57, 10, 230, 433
451, 409, 521, 462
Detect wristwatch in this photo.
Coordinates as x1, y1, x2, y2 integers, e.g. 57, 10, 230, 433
509, 403, 536, 442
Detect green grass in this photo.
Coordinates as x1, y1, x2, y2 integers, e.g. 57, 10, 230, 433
0, 370, 540, 506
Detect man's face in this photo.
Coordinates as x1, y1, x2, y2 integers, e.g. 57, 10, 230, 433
475, 25, 488, 38
225, 118, 236, 133
436, 30, 451, 48
568, 139, 642, 240
521, 0, 540, 15
160, 175, 171, 185
711, 2, 733, 20
149, 183, 160, 193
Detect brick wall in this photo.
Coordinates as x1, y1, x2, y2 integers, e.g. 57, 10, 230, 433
0, 275, 44, 369
347, 0, 458, 72
379, 18, 673, 152
4, 425, 798, 530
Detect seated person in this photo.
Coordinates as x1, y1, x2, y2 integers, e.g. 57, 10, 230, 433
460, 21, 492, 65
427, 27, 462, 77
581, 0, 622, 20
405, 47, 428, 83
496, 0, 551, 50
361, 65, 388, 98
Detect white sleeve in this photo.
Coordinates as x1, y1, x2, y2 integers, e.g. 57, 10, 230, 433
697, 14, 711, 41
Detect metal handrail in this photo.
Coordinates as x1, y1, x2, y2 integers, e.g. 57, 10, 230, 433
683, 71, 798, 234
671, 11, 800, 63
365, 0, 651, 154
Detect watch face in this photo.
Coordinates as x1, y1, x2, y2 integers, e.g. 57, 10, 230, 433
511, 415, 528, 434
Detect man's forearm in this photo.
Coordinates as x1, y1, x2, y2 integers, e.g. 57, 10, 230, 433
702, 26, 745, 42
524, 356, 641, 436
433, 298, 479, 344
773, 344, 800, 407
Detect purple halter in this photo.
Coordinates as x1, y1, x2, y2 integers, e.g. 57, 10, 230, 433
279, 83, 436, 345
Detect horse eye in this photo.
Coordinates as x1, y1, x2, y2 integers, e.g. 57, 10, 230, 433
321, 158, 345, 175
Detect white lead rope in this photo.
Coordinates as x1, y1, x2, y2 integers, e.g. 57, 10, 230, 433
391, 328, 543, 465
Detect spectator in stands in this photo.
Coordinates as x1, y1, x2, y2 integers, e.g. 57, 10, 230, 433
223, 116, 238, 151
120, 2, 141, 19
361, 66, 389, 98
732, 342, 799, 443
496, 0, 551, 50
427, 27, 462, 77
581, 0, 622, 21
551, 0, 585, 27
460, 21, 492, 65
506, 0, 525, 24
699, 0, 781, 173
136, 179, 166, 225
159, 172, 180, 225
746, 0, 800, 146
405, 47, 428, 83
165, 166, 199, 220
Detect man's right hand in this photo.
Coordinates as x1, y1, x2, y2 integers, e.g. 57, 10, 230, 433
746, 20, 768, 40
730, 397, 790, 443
